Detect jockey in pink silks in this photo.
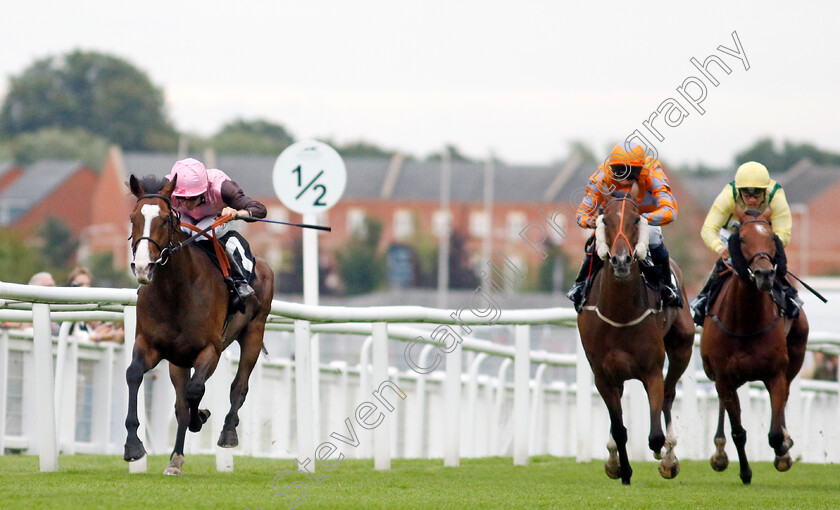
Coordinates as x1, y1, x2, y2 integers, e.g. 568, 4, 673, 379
166, 158, 267, 309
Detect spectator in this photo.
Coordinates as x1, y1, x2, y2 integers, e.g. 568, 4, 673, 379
805, 351, 839, 382
2, 272, 57, 331
65, 266, 125, 343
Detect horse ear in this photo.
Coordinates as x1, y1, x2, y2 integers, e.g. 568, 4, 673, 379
128, 174, 144, 198
761, 204, 773, 222
161, 174, 177, 199
630, 181, 643, 202
734, 203, 747, 223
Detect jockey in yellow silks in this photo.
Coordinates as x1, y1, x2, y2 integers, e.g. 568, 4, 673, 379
691, 161, 802, 325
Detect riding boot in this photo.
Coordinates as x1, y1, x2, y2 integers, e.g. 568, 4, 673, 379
226, 258, 255, 312
566, 253, 593, 313
649, 244, 682, 308
690, 274, 713, 327
777, 274, 803, 319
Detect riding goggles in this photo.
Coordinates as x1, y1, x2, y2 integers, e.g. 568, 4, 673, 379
739, 187, 765, 199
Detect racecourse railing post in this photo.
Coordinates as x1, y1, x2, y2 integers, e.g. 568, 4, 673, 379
491, 358, 512, 455
372, 322, 391, 470
444, 331, 462, 467
32, 303, 58, 472
294, 319, 315, 473
405, 343, 436, 459
465, 353, 488, 458
513, 324, 530, 466
529, 363, 547, 456
575, 328, 592, 462
0, 329, 9, 455
357, 336, 373, 459
214, 352, 234, 472
124, 305, 147, 473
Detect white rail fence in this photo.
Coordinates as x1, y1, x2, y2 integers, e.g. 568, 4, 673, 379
1, 281, 839, 474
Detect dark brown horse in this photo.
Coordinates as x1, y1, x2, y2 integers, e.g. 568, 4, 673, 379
123, 175, 274, 475
700, 206, 808, 484
578, 193, 695, 485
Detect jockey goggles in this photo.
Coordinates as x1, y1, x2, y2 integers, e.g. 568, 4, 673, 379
739, 187, 765, 199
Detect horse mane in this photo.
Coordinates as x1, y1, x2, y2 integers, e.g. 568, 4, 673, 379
127, 174, 171, 195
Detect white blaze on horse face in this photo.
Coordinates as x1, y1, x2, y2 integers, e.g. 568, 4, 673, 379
133, 204, 161, 282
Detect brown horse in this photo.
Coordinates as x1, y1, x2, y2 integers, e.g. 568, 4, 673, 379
700, 206, 808, 484
123, 174, 274, 475
578, 194, 695, 485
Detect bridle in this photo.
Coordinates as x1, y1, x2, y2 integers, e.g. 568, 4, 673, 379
739, 217, 777, 282
130, 193, 180, 267
596, 197, 647, 261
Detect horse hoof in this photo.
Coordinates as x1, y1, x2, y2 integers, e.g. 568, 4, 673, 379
217, 430, 239, 448
740, 470, 752, 485
774, 453, 793, 472
164, 453, 184, 476
124, 442, 146, 462
605, 458, 620, 479
659, 459, 680, 479
710, 453, 728, 472
189, 409, 212, 433
164, 466, 182, 476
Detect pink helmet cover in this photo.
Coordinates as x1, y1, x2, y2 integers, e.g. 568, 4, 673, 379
170, 158, 209, 197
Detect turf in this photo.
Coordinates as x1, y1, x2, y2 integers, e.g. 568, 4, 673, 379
1, 454, 839, 509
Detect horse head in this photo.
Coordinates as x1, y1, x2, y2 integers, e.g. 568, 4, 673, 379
731, 205, 776, 292
128, 174, 179, 284
595, 190, 648, 279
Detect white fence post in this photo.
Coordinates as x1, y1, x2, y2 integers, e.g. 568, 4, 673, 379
513, 324, 530, 466
491, 358, 511, 456
465, 353, 488, 458
372, 322, 390, 470
444, 335, 462, 467
32, 303, 58, 472
575, 328, 592, 462
294, 320, 314, 472
214, 352, 234, 472
0, 329, 8, 454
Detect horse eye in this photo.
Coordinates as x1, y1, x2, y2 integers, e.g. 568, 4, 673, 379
634, 217, 640, 225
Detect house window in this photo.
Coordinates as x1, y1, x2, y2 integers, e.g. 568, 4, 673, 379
267, 207, 289, 233
393, 210, 414, 241
432, 210, 451, 238
507, 212, 526, 242
470, 211, 489, 238
347, 209, 366, 236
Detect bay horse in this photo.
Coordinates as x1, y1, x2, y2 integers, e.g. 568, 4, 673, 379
700, 206, 808, 484
123, 174, 274, 475
578, 192, 695, 485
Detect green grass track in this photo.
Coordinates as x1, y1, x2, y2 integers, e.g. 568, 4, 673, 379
1, 454, 839, 509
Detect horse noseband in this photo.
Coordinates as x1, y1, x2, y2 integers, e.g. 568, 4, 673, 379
747, 251, 776, 282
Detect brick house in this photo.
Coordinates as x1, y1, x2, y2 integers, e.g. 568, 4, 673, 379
83, 148, 715, 293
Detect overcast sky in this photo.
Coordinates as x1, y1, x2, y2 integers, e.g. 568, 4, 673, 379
2, 0, 838, 168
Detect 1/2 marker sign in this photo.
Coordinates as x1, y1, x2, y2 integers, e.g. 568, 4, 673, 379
273, 140, 347, 214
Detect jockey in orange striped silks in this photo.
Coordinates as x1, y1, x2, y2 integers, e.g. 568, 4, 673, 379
567, 143, 682, 312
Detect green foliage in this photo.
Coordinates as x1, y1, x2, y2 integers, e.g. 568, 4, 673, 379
40, 217, 78, 268
0, 50, 177, 151
734, 137, 840, 171
334, 217, 386, 295
212, 118, 294, 155
536, 240, 573, 293
335, 140, 396, 158
7, 127, 109, 166
406, 230, 480, 289
0, 228, 47, 283
567, 140, 597, 163
425, 143, 475, 162
274, 237, 304, 294
86, 252, 135, 288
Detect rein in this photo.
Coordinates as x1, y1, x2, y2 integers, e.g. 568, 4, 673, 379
708, 313, 781, 339
131, 193, 233, 267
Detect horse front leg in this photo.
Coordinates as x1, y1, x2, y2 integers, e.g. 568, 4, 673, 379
716, 381, 751, 484
124, 345, 158, 462
710, 401, 728, 471
165, 364, 191, 476
595, 377, 632, 485
218, 325, 265, 448
187, 345, 220, 433
765, 374, 794, 471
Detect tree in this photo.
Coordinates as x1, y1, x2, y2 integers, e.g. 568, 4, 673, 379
334, 218, 386, 295
212, 118, 294, 155
8, 127, 109, 166
40, 217, 78, 268
335, 140, 395, 158
0, 50, 177, 150
0, 228, 47, 283
734, 138, 840, 171
425, 144, 475, 162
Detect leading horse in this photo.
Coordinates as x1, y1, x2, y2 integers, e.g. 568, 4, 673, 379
700, 206, 808, 484
577, 192, 695, 485
123, 174, 274, 475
